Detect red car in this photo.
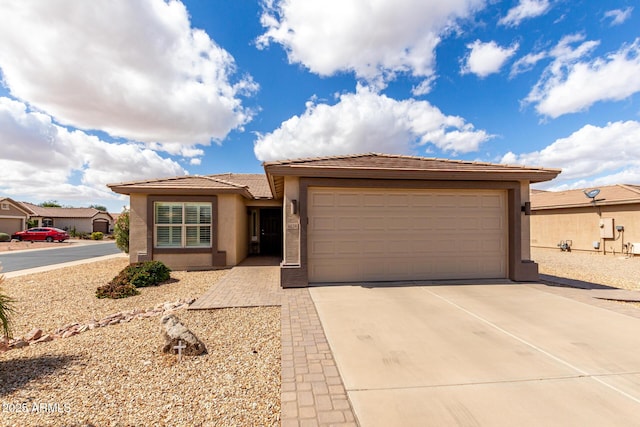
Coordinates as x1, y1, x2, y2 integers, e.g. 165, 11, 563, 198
12, 227, 70, 243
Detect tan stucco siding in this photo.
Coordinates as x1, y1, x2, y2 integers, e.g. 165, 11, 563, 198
283, 176, 300, 265
47, 218, 93, 233
235, 195, 248, 265
129, 193, 148, 264
531, 204, 640, 253
521, 181, 531, 260
0, 203, 28, 218
217, 194, 249, 266
154, 253, 212, 270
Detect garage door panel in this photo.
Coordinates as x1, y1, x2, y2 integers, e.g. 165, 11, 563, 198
308, 188, 507, 283
336, 217, 361, 231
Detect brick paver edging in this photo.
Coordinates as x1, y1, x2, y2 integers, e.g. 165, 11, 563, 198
281, 288, 358, 427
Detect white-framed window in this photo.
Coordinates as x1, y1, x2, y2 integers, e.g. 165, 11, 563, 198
1, 203, 9, 210
154, 202, 212, 248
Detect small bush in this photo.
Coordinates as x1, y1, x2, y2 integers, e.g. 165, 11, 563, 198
0, 233, 10, 242
1, 269, 15, 339
114, 211, 129, 253
96, 282, 139, 299
91, 231, 104, 240
97, 261, 171, 299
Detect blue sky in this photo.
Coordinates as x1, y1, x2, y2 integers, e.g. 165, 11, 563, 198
0, 0, 639, 212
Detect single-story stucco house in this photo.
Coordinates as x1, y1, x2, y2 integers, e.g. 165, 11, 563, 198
22, 203, 114, 234
530, 184, 640, 255
0, 197, 34, 235
108, 153, 561, 287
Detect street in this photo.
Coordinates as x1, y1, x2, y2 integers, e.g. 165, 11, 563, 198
0, 241, 122, 273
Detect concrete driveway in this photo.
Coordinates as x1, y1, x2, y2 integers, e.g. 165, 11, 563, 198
310, 283, 640, 426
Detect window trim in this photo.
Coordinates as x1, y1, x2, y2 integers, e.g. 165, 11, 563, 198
145, 195, 226, 267
154, 202, 212, 249
1, 203, 9, 211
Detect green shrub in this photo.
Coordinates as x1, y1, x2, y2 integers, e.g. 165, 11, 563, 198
97, 261, 171, 299
0, 233, 10, 242
91, 231, 104, 240
114, 211, 129, 253
0, 270, 15, 339
96, 282, 139, 299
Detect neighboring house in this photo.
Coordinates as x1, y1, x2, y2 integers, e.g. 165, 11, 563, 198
108, 153, 560, 287
0, 197, 34, 235
22, 203, 114, 234
530, 184, 640, 254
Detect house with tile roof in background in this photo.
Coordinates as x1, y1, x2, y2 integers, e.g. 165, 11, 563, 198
0, 197, 34, 235
22, 202, 114, 235
109, 153, 561, 287
530, 184, 640, 255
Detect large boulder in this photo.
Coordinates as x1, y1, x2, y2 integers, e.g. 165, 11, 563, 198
160, 314, 207, 356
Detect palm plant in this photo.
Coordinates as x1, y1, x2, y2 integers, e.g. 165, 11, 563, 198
0, 268, 15, 340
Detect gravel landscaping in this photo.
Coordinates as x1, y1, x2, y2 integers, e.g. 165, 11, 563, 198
0, 259, 280, 426
532, 247, 640, 291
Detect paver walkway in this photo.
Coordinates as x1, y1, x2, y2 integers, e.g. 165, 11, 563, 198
189, 257, 358, 426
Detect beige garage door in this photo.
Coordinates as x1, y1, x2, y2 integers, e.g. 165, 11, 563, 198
0, 218, 22, 235
307, 187, 507, 283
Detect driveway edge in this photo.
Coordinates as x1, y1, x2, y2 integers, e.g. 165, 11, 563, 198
281, 288, 358, 426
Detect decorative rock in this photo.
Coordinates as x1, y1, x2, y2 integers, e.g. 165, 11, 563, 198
62, 330, 77, 339
160, 314, 207, 356
2, 298, 194, 352
24, 328, 43, 341
32, 334, 53, 344
10, 339, 29, 349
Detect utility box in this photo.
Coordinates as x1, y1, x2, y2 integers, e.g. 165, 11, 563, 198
599, 218, 614, 239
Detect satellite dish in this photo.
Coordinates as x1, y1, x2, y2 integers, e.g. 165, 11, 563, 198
584, 189, 600, 200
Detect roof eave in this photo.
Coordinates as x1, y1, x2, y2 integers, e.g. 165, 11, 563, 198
533, 199, 640, 210
107, 185, 254, 199
265, 165, 560, 183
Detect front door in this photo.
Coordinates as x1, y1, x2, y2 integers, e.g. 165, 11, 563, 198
260, 208, 283, 256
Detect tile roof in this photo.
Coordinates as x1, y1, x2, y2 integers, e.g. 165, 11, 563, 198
108, 174, 273, 199
531, 184, 640, 210
263, 152, 559, 174
264, 153, 561, 198
207, 173, 273, 199
22, 203, 112, 219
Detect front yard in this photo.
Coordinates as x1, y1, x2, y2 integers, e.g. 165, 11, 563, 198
0, 259, 280, 426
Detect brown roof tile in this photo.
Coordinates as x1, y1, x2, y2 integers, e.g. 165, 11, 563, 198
531, 184, 640, 210
108, 174, 273, 199
264, 153, 561, 198
23, 203, 112, 219
263, 152, 558, 173
263, 153, 560, 174
207, 173, 273, 199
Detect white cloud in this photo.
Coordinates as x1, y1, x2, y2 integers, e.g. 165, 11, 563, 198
499, 0, 551, 27
0, 97, 186, 208
257, 0, 486, 90
604, 7, 633, 26
526, 37, 640, 118
461, 40, 519, 78
510, 51, 547, 77
0, 0, 257, 147
501, 120, 640, 189
254, 85, 492, 161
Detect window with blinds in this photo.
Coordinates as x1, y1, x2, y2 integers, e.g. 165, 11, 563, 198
154, 202, 212, 248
